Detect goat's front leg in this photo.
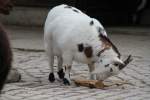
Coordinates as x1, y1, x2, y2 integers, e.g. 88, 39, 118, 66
88, 63, 96, 80
62, 53, 72, 85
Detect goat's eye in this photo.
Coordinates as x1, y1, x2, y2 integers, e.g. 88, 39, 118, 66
114, 63, 119, 66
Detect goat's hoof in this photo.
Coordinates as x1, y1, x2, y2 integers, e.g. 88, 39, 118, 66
63, 78, 70, 85
49, 73, 55, 82
57, 69, 65, 79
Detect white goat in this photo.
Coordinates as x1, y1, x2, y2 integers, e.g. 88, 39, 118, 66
44, 4, 124, 85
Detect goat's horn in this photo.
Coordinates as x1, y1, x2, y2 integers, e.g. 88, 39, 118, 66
119, 55, 133, 70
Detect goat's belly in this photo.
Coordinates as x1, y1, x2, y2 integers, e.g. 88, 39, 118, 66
52, 44, 62, 56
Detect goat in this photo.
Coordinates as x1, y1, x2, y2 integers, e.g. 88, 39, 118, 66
44, 4, 125, 85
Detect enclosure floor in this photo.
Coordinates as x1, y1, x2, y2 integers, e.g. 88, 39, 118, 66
1, 26, 150, 100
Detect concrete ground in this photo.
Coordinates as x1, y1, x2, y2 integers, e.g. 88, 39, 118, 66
0, 26, 150, 100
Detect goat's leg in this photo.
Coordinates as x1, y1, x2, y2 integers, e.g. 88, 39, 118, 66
88, 64, 96, 80
57, 56, 64, 79
48, 53, 55, 82
44, 33, 55, 82
45, 44, 55, 82
62, 53, 73, 85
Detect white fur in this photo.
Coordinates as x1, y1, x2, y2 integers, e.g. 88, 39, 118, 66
44, 4, 123, 83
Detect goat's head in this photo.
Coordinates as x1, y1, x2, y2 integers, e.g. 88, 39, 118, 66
92, 34, 132, 81
0, 0, 13, 15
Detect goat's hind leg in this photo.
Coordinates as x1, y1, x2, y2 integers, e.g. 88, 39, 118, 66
44, 32, 55, 82
45, 45, 55, 82
48, 54, 55, 82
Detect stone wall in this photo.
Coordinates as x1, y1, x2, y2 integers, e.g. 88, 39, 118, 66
0, 0, 76, 26
1, 0, 150, 26
14, 0, 76, 7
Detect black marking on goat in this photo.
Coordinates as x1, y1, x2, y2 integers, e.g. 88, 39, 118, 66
78, 43, 84, 52
64, 5, 79, 13
84, 46, 93, 58
110, 68, 113, 72
49, 73, 55, 82
99, 34, 121, 58
114, 63, 119, 66
97, 47, 109, 57
105, 64, 109, 67
64, 5, 72, 8
73, 9, 79, 13
90, 20, 94, 25
57, 69, 65, 79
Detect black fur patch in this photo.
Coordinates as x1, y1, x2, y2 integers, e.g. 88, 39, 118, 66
73, 9, 79, 13
105, 64, 109, 67
97, 48, 109, 57
84, 46, 93, 58
90, 20, 94, 25
78, 43, 84, 52
57, 69, 65, 79
49, 73, 55, 82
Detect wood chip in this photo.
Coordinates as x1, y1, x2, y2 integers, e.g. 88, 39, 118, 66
74, 79, 106, 89
74, 79, 129, 89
